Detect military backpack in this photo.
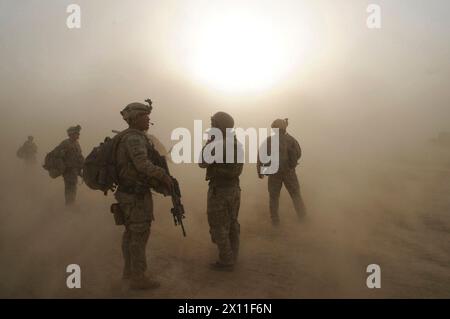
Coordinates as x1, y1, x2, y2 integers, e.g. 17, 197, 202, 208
82, 130, 129, 195
43, 149, 65, 178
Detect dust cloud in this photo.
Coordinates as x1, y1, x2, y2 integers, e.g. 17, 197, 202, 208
0, 0, 449, 298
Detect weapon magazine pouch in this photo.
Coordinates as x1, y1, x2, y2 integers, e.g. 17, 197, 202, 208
110, 203, 125, 225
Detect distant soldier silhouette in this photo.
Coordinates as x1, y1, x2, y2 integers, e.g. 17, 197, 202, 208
257, 119, 306, 225
54, 125, 84, 205
17, 136, 37, 165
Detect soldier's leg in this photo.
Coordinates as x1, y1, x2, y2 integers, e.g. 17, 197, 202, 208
128, 224, 159, 289
128, 194, 153, 279
63, 171, 78, 205
229, 187, 241, 262
128, 223, 150, 277
121, 229, 131, 279
207, 187, 234, 266
268, 174, 283, 224
118, 192, 158, 289
118, 196, 135, 280
283, 170, 306, 218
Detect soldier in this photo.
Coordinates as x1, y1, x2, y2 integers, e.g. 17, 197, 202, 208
55, 125, 84, 205
199, 112, 243, 271
17, 136, 38, 165
114, 101, 173, 290
257, 119, 306, 225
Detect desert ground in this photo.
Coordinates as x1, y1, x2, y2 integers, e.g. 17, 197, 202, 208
1, 140, 449, 299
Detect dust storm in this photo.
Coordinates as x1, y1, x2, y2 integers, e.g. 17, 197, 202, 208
0, 0, 449, 298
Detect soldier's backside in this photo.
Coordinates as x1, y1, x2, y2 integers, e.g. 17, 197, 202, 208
54, 127, 84, 205
200, 111, 243, 271
22, 140, 37, 164
257, 119, 306, 225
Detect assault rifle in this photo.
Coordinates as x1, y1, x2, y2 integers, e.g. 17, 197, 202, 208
154, 153, 187, 237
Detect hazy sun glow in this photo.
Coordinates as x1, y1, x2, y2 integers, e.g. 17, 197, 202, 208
180, 9, 316, 93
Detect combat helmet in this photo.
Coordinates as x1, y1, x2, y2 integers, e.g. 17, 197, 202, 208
121, 99, 153, 123
67, 125, 81, 136
271, 118, 288, 130
211, 111, 234, 130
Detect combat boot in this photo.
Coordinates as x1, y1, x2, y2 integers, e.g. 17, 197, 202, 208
129, 275, 161, 290
209, 261, 234, 272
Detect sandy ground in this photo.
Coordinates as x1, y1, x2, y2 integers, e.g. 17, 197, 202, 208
0, 146, 449, 299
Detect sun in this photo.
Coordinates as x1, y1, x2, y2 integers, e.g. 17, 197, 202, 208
182, 10, 309, 93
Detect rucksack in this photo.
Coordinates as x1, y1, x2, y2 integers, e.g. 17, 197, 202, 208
43, 149, 65, 178
82, 131, 129, 195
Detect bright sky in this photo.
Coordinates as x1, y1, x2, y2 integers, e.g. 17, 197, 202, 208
1, 0, 449, 146
1, 0, 449, 93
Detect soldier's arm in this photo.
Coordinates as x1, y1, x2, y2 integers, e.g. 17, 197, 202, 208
256, 137, 268, 174
198, 150, 210, 169
125, 134, 167, 180
198, 141, 213, 169
77, 143, 85, 162
198, 162, 209, 169
234, 162, 244, 177
293, 137, 302, 160
258, 136, 273, 176
256, 155, 261, 175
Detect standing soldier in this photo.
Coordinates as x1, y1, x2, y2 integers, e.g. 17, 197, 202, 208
257, 119, 306, 225
199, 112, 243, 271
113, 101, 173, 289
17, 136, 38, 165
55, 125, 84, 205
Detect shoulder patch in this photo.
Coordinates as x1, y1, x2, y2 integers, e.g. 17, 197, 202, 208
125, 134, 145, 146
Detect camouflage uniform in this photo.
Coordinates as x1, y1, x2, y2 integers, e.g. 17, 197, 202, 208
56, 132, 84, 205
207, 182, 241, 266
200, 113, 243, 268
258, 125, 306, 223
114, 111, 168, 284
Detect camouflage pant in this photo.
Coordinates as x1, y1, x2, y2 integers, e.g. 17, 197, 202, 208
115, 191, 154, 279
268, 169, 306, 221
63, 169, 78, 205
207, 185, 241, 265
